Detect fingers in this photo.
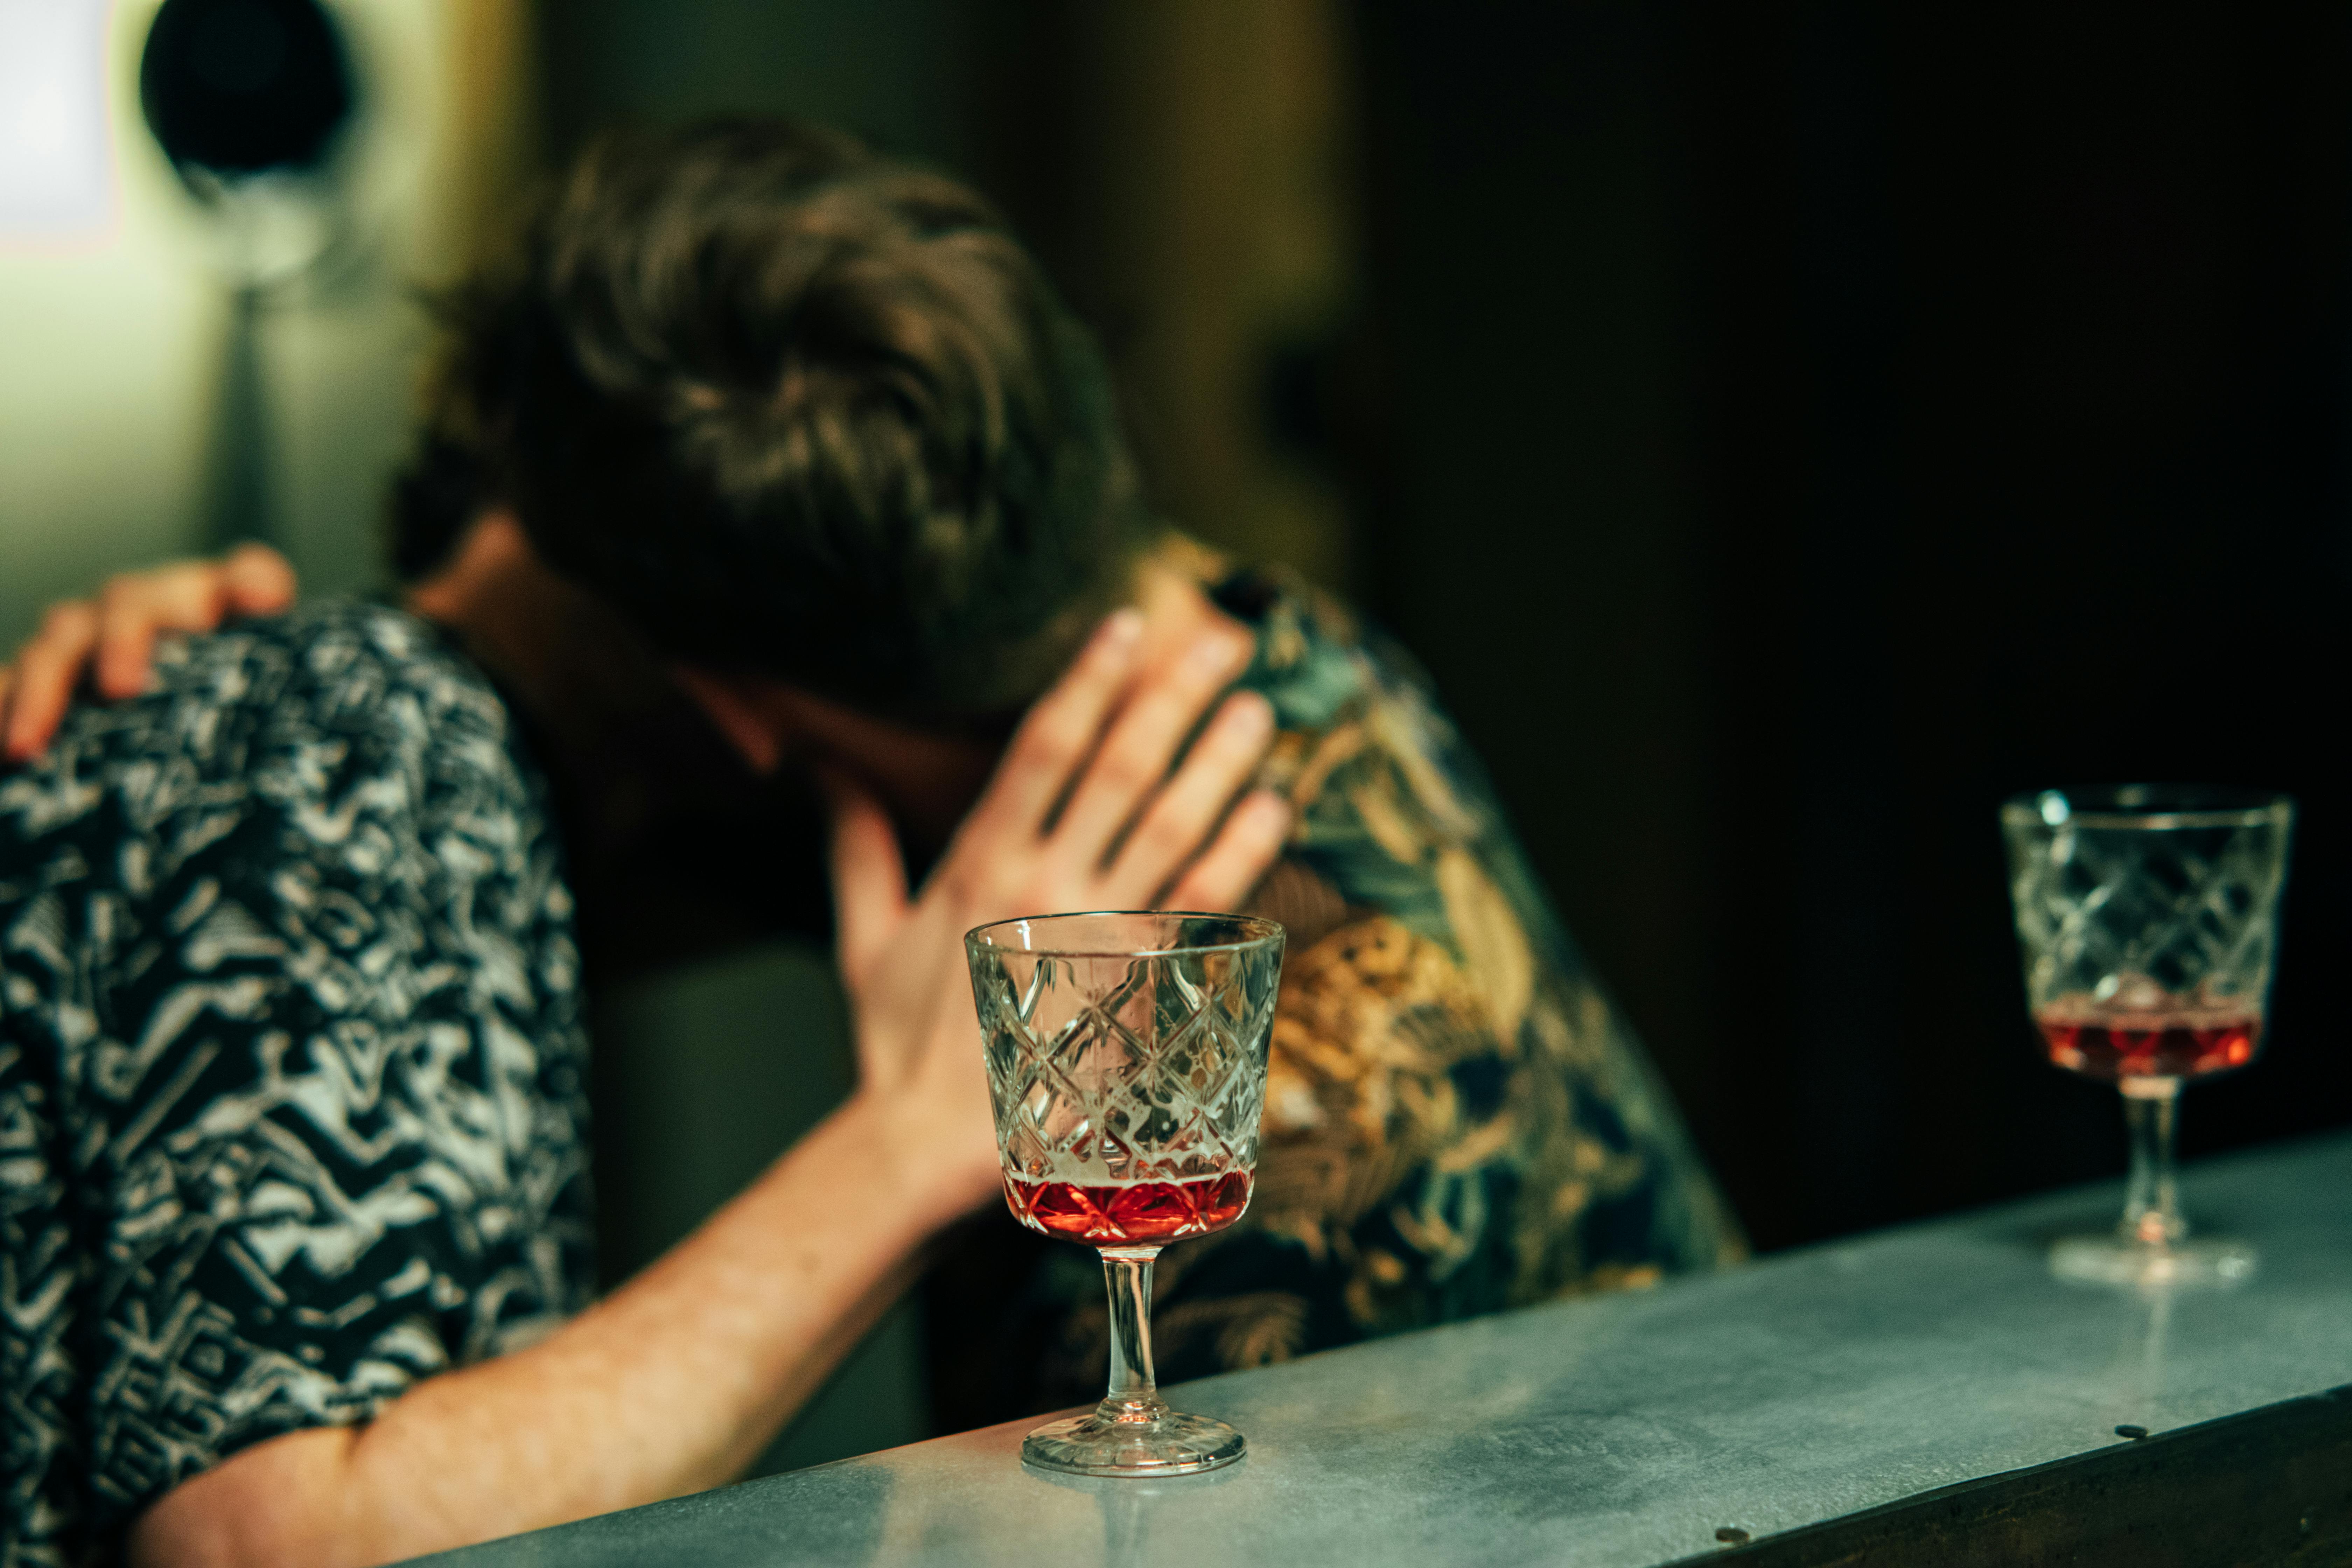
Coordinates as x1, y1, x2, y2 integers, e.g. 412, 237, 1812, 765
1048, 624, 1254, 866
820, 766, 910, 990
0, 547, 291, 763
222, 543, 296, 615
93, 575, 170, 700
95, 561, 241, 698
1162, 789, 1293, 912
902, 607, 1279, 960
1100, 690, 1276, 903
3, 602, 99, 762
965, 610, 1144, 841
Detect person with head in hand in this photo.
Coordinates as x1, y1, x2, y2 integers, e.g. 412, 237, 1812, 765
0, 118, 1741, 1567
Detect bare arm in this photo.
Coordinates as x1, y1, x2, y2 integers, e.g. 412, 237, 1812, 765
130, 1096, 969, 1567
128, 610, 1288, 1568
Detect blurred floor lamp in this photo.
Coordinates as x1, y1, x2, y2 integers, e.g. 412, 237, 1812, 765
140, 0, 357, 555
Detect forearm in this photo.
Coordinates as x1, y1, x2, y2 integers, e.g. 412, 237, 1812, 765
132, 1093, 975, 1568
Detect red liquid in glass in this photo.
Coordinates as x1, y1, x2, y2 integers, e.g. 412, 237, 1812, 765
2036, 1003, 2262, 1082
1003, 1170, 1253, 1244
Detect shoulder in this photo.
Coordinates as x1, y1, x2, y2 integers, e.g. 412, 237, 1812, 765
0, 602, 590, 1552
0, 600, 527, 857
1217, 568, 1493, 932
1216, 565, 1379, 733
96, 597, 510, 769
1218, 565, 1466, 803
0, 597, 565, 1030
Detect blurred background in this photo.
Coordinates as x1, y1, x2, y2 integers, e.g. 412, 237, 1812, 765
5, 0, 2347, 1465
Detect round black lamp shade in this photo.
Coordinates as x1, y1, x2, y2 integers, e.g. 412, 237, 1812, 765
141, 0, 354, 180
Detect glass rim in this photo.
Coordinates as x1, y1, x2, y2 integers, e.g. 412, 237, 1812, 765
2000, 785, 2296, 832
964, 910, 1286, 959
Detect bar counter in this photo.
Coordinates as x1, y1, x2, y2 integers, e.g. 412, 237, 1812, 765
418, 1134, 2352, 1566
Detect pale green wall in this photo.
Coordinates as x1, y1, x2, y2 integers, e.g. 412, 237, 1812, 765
592, 939, 928, 1472
0, 0, 481, 647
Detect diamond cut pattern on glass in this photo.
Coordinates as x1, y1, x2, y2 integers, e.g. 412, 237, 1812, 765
971, 935, 1281, 1186
2007, 816, 2290, 1011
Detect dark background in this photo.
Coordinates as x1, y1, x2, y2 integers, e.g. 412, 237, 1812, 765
541, 0, 2352, 1256
1342, 3, 2352, 1250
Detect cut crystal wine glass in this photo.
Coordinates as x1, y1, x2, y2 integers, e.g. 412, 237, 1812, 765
966, 911, 1284, 1477
2000, 785, 2294, 1288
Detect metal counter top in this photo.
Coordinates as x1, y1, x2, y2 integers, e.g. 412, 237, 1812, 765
420, 1134, 2352, 1566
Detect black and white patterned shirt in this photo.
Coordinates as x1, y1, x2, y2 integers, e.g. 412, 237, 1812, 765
0, 603, 593, 1566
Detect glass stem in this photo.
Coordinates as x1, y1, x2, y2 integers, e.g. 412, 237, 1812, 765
1098, 1245, 1167, 1423
2120, 1077, 2186, 1247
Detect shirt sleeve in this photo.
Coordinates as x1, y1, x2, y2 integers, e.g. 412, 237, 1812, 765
0, 609, 593, 1559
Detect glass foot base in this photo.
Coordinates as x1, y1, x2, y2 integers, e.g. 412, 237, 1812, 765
2050, 1234, 2257, 1289
1020, 1406, 1246, 1478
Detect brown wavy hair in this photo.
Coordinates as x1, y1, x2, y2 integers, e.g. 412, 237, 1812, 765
392, 118, 1151, 723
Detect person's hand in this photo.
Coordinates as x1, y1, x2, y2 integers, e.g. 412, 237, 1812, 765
0, 544, 297, 761
825, 609, 1289, 1208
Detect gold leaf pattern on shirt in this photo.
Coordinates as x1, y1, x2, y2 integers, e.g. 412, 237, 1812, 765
1279, 721, 1367, 816
1435, 848, 1534, 1047
1349, 772, 1428, 867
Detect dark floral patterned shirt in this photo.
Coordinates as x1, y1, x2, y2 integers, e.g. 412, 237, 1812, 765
958, 560, 1745, 1415
0, 603, 592, 1567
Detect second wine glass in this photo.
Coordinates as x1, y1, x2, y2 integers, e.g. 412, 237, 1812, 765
2001, 785, 2294, 1288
